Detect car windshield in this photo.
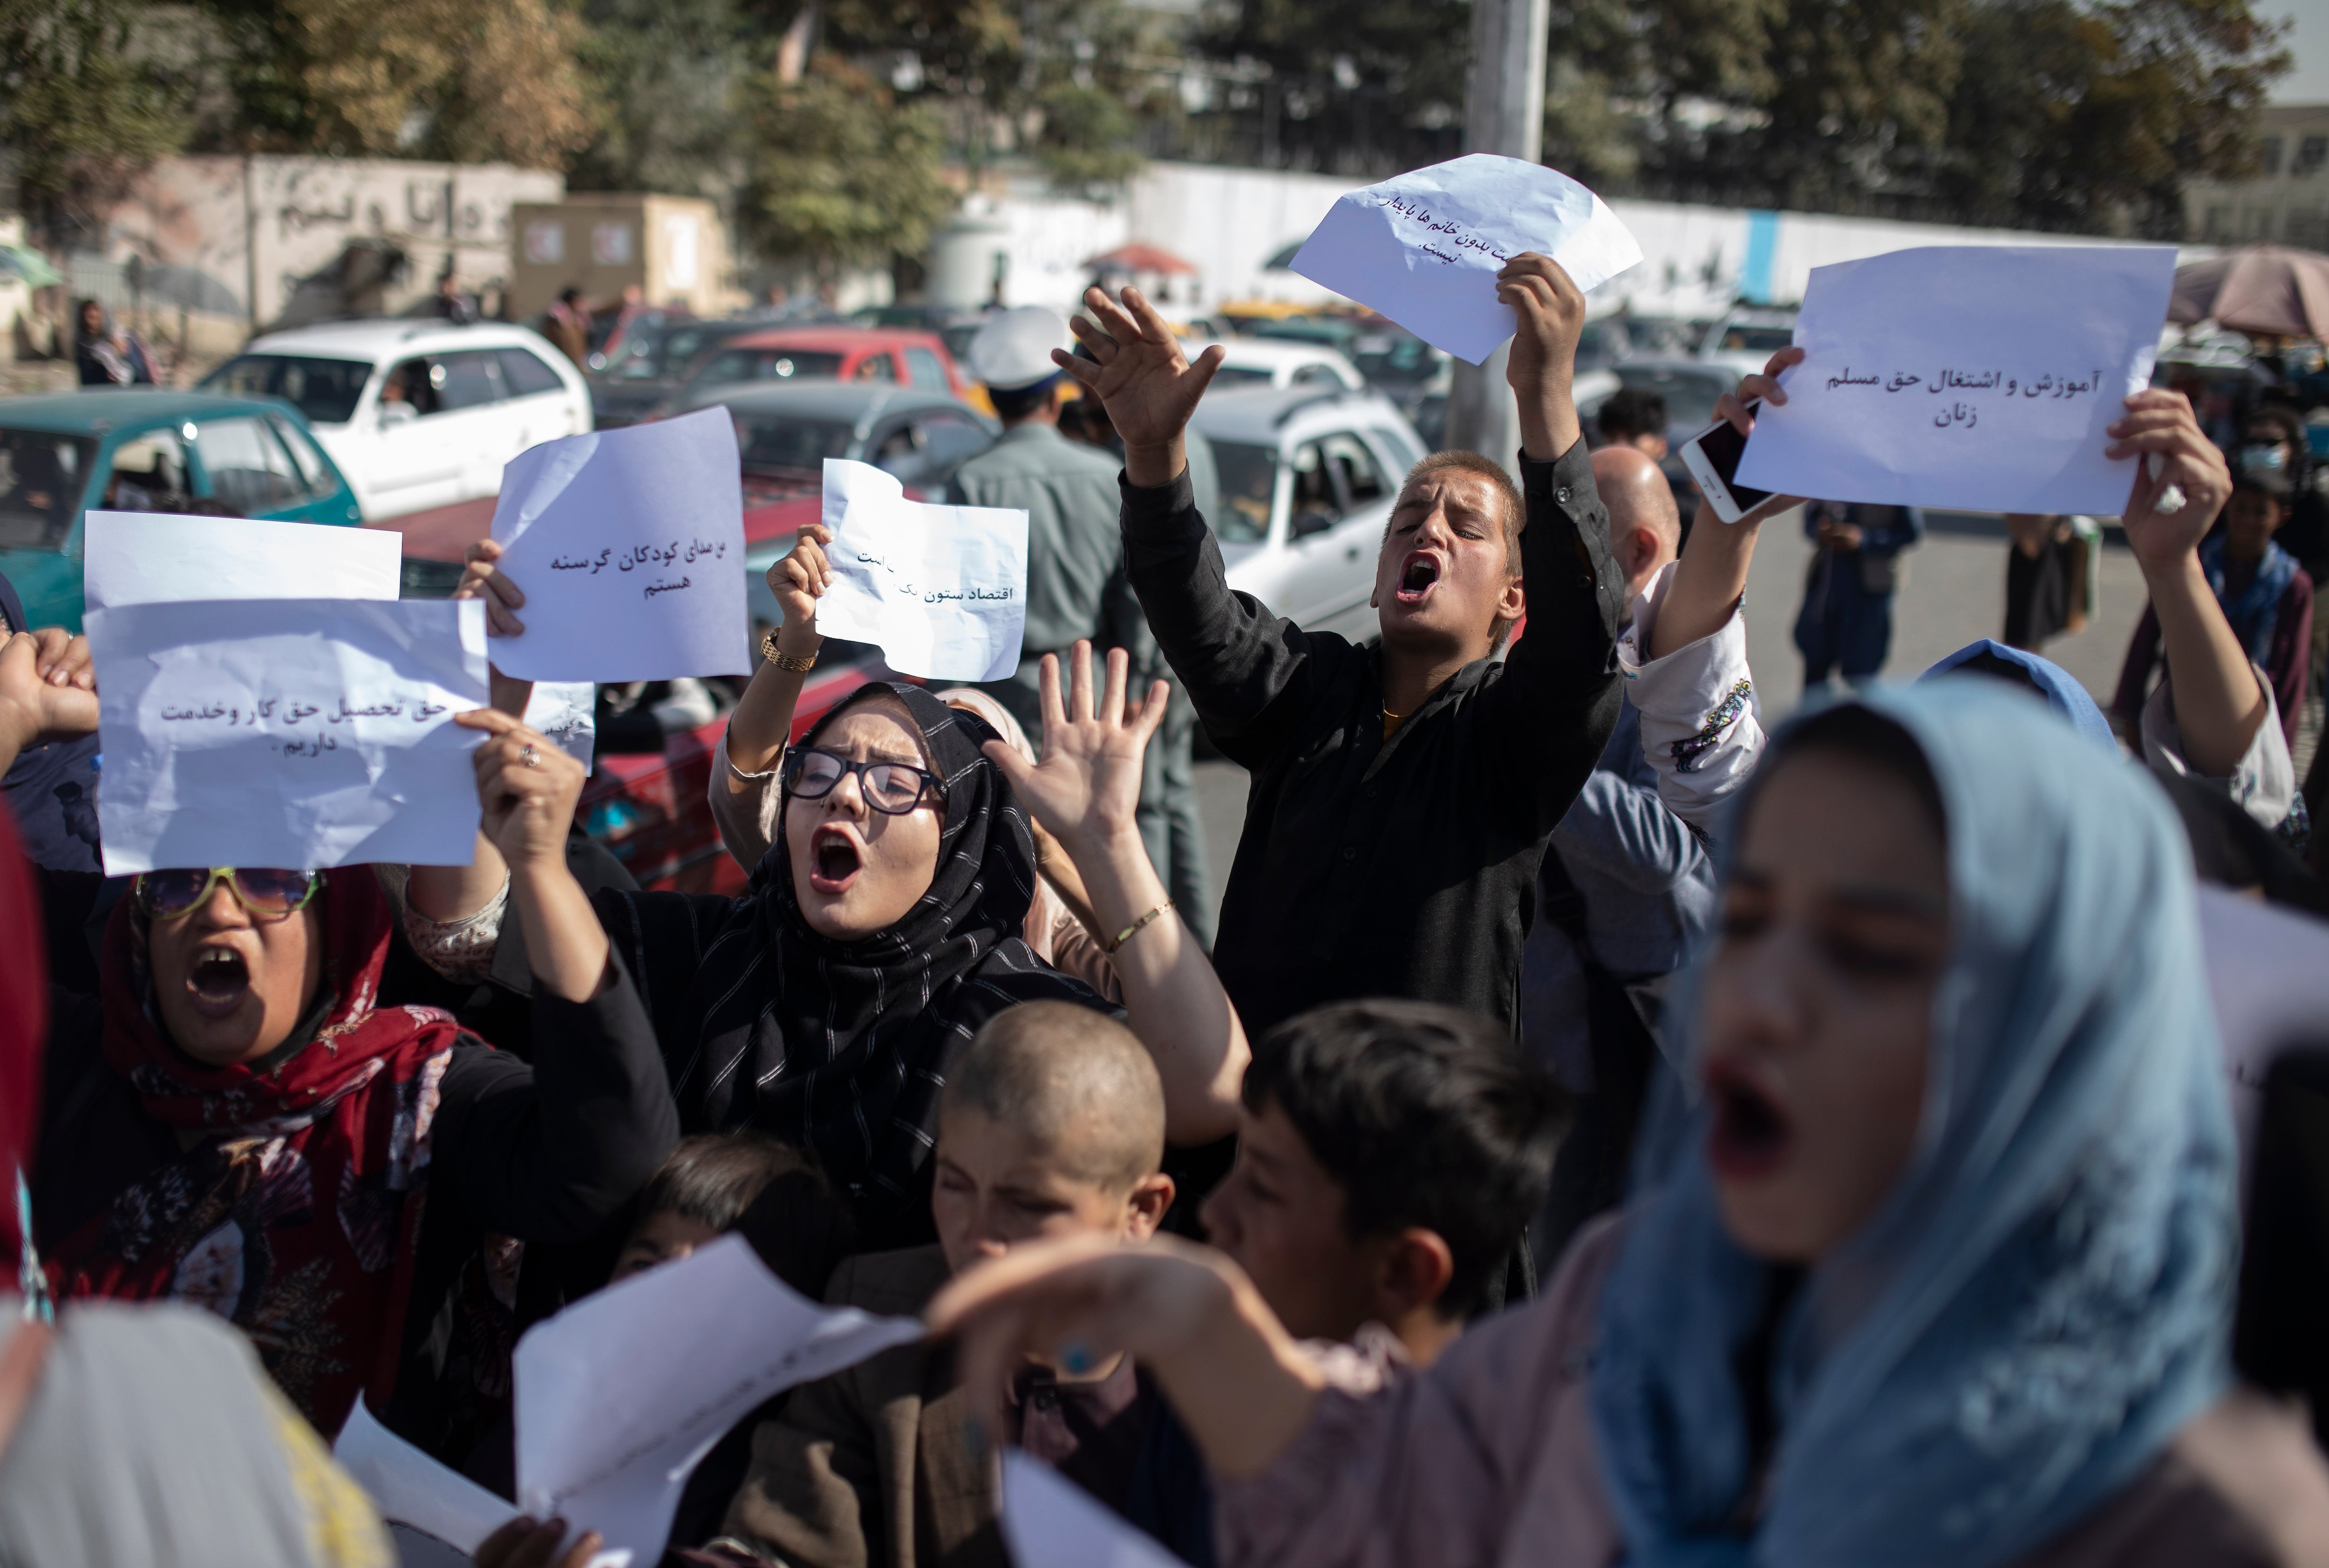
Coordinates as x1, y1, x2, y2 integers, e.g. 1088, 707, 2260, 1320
1210, 441, 1277, 544
695, 348, 847, 387
733, 414, 858, 477
1716, 324, 1795, 353
0, 428, 95, 550
1208, 366, 1276, 389
1614, 366, 1732, 430
199, 355, 372, 424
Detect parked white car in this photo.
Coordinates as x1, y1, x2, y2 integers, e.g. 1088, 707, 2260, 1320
1193, 385, 1429, 643
200, 320, 590, 521
1200, 339, 1368, 393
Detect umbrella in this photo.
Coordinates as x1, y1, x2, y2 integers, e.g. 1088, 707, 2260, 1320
0, 244, 61, 289
1081, 243, 1198, 276
2168, 244, 2329, 339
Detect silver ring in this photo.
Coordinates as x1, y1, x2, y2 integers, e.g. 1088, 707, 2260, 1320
519, 742, 540, 769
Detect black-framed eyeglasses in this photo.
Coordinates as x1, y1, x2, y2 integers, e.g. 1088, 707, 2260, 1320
134, 866, 321, 923
782, 747, 945, 815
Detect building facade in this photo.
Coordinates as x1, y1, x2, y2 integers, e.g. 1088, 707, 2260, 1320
2185, 104, 2329, 251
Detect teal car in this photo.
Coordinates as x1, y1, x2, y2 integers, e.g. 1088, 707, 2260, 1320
0, 390, 362, 632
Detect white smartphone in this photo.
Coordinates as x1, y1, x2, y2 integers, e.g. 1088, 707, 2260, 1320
1677, 404, 1774, 524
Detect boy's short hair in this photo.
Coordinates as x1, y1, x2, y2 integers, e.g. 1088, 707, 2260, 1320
1391, 452, 1528, 648
1597, 388, 1667, 445
637, 1132, 853, 1296
1242, 1000, 1570, 1319
943, 1001, 1165, 1192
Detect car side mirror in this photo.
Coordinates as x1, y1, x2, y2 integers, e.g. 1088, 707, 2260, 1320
1292, 507, 1339, 540
379, 400, 417, 428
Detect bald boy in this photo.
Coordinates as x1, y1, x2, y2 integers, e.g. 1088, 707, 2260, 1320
721, 1003, 1209, 1568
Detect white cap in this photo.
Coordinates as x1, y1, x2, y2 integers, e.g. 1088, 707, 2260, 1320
967, 306, 1071, 392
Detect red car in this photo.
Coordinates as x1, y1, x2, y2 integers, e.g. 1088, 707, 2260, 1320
674, 326, 971, 406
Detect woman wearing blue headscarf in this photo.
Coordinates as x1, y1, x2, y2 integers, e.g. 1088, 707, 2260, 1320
925, 678, 2329, 1568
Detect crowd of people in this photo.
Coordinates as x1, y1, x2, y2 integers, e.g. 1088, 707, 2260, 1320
6, 248, 2329, 1568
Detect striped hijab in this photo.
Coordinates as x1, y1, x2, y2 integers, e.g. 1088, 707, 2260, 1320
596, 683, 1106, 1242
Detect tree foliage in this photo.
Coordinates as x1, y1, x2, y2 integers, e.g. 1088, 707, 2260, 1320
735, 57, 957, 274
0, 0, 191, 244
198, 0, 591, 166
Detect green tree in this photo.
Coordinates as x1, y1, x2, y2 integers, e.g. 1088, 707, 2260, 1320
1934, 0, 2288, 236
566, 0, 768, 195
0, 0, 191, 249
735, 57, 958, 276
198, 0, 589, 165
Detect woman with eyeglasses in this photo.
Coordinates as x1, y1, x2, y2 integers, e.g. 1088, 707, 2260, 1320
28, 697, 679, 1446
417, 533, 1247, 1248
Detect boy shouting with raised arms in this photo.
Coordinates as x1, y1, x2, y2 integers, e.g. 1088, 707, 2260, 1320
1055, 257, 1622, 1037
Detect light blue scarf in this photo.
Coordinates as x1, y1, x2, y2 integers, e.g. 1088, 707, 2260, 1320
1918, 640, 2116, 756
1589, 680, 2236, 1568
2200, 534, 2298, 668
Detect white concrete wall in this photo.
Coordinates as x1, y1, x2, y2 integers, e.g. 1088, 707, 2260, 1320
1026, 163, 2219, 321
101, 155, 565, 325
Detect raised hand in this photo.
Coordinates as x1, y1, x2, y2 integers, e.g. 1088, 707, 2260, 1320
926, 1230, 1320, 1481
473, 1515, 602, 1568
981, 640, 1168, 855
455, 708, 586, 871
0, 631, 99, 761
1702, 345, 1807, 526
2111, 388, 2231, 574
769, 521, 833, 656
454, 536, 526, 637
1055, 286, 1225, 484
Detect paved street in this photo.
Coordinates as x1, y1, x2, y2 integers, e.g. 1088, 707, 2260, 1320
1188, 509, 2157, 933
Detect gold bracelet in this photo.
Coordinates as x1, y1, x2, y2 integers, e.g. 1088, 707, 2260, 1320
1104, 900, 1174, 955
761, 629, 817, 672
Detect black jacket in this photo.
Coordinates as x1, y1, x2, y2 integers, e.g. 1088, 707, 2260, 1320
36, 953, 678, 1457
1119, 442, 1623, 1036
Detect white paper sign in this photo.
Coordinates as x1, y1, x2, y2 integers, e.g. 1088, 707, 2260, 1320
1289, 154, 1643, 365
335, 1397, 519, 1556
814, 459, 1028, 682
514, 1235, 923, 1563
84, 510, 401, 614
85, 598, 489, 875
524, 681, 598, 770
1001, 1450, 1189, 1568
487, 409, 749, 682
2197, 884, 2329, 1174
1733, 244, 2178, 514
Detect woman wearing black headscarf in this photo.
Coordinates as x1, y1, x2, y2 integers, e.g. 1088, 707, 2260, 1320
72, 299, 155, 387
405, 642, 1248, 1249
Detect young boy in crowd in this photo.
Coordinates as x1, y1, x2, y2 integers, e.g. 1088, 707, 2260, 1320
1199, 1000, 1569, 1368
711, 1001, 1198, 1568
1052, 256, 1623, 1041
473, 1132, 855, 1567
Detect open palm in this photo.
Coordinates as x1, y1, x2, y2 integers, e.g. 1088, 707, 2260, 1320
1056, 286, 1226, 454
983, 640, 1166, 851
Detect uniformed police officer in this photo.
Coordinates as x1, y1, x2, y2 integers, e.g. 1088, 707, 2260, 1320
953, 306, 1215, 946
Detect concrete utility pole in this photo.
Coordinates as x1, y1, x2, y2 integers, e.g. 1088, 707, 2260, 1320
1442, 0, 1549, 470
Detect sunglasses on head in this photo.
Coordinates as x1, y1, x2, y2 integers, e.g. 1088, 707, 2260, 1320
134, 866, 322, 922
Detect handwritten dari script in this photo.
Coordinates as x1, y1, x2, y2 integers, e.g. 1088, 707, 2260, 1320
1374, 194, 1511, 267
849, 548, 1016, 606
158, 690, 454, 760
1820, 366, 2106, 429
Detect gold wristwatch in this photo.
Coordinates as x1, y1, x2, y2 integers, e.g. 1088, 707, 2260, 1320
761, 630, 817, 672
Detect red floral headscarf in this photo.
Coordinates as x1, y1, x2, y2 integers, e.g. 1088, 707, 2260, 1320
46, 867, 464, 1435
